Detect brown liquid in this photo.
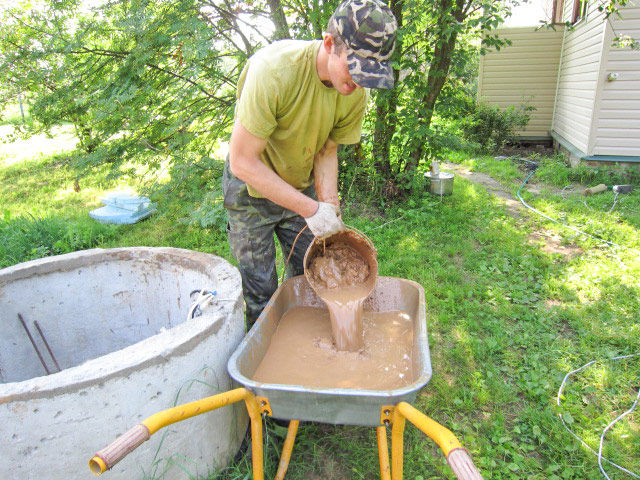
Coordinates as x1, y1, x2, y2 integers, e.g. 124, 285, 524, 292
315, 285, 369, 351
307, 242, 372, 351
252, 306, 414, 390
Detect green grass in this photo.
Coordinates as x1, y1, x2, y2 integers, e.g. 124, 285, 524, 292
0, 214, 118, 268
2, 127, 639, 480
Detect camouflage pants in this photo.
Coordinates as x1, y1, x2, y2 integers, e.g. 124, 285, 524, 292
222, 160, 315, 325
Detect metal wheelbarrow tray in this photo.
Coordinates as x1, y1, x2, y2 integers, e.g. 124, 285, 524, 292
227, 275, 432, 426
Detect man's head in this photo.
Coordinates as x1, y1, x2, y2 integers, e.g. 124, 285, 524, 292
326, 0, 397, 90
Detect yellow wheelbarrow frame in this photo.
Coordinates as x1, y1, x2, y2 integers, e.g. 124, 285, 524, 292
89, 387, 482, 480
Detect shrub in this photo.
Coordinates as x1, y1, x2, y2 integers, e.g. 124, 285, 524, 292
461, 102, 534, 151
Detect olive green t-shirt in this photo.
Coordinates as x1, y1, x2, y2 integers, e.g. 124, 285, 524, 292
235, 40, 368, 197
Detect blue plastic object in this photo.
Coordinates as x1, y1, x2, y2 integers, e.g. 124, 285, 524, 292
89, 192, 156, 224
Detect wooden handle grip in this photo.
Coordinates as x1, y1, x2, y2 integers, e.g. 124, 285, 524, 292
447, 448, 483, 480
90, 424, 150, 474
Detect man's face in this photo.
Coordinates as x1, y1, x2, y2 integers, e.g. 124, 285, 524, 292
327, 48, 361, 96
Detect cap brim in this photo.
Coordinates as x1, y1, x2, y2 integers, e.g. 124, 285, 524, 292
347, 51, 394, 89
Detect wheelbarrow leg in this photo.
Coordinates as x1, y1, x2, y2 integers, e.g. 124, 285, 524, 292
391, 409, 406, 480
243, 394, 264, 480
275, 420, 300, 480
376, 426, 391, 480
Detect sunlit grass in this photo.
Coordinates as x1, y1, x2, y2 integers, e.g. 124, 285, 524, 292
0, 124, 78, 167
0, 102, 31, 126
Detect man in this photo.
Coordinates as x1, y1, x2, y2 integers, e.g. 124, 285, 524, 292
223, 0, 397, 325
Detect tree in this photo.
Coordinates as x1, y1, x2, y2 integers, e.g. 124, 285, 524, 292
0, 0, 516, 198
0, 0, 262, 175
365, 0, 514, 193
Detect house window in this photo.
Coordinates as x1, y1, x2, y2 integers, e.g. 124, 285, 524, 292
552, 0, 564, 24
572, 0, 587, 23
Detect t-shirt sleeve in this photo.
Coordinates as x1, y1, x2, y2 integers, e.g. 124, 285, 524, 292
329, 89, 369, 145
235, 59, 280, 139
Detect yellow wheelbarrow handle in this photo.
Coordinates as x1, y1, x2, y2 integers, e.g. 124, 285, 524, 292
89, 388, 265, 479
391, 402, 483, 480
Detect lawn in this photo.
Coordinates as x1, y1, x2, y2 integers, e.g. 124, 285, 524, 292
1, 122, 638, 480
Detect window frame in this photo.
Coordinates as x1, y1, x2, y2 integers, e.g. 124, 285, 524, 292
572, 0, 588, 24
552, 0, 565, 24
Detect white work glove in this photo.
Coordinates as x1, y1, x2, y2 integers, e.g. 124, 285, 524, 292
305, 202, 345, 239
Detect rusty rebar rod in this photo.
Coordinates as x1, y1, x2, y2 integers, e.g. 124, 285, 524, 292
33, 320, 61, 372
18, 313, 51, 375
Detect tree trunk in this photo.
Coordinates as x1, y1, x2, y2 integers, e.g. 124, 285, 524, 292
372, 0, 403, 180
267, 0, 291, 40
407, 19, 459, 169
373, 91, 395, 178
18, 93, 25, 123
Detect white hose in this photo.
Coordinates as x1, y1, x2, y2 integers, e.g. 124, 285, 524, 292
187, 289, 217, 320
517, 170, 621, 248
557, 353, 640, 479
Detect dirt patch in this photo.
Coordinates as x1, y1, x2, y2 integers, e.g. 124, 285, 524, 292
498, 142, 554, 158
527, 231, 583, 258
305, 458, 350, 480
441, 162, 582, 257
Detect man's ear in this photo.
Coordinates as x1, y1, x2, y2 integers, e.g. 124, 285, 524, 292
322, 33, 334, 55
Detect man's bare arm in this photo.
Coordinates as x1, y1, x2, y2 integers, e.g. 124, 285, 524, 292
313, 138, 340, 208
229, 120, 318, 218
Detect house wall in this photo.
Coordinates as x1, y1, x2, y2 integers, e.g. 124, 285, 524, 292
477, 27, 564, 138
552, 0, 607, 154
590, 2, 640, 156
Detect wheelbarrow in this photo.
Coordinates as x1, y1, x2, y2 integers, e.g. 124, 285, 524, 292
89, 276, 482, 479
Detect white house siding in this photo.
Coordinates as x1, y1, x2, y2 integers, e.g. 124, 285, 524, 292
477, 27, 564, 137
552, 1, 607, 153
591, 2, 640, 156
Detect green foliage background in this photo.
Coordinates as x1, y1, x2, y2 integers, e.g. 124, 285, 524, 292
0, 0, 521, 197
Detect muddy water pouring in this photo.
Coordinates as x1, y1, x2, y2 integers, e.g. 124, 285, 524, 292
303, 228, 378, 351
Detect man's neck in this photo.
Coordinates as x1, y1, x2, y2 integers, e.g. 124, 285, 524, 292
316, 43, 332, 87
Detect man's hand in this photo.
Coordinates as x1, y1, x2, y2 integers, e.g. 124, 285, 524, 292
305, 202, 345, 238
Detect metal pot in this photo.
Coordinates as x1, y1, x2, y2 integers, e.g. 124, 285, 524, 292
424, 171, 454, 195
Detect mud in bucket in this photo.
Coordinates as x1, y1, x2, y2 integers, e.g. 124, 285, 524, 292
303, 228, 378, 295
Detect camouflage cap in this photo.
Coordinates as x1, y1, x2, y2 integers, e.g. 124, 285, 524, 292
328, 0, 398, 89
